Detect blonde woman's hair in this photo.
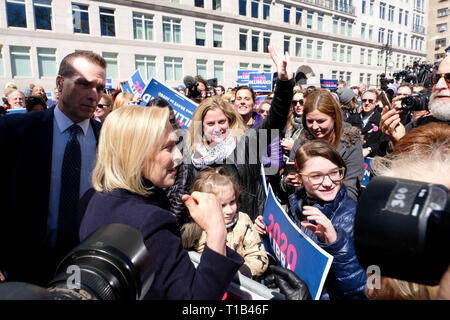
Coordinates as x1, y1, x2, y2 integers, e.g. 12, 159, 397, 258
188, 96, 247, 153
92, 105, 171, 196
112, 92, 134, 111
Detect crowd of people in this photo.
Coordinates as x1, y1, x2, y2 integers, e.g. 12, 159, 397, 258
0, 47, 449, 300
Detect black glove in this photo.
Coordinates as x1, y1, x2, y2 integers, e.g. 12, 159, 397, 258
268, 265, 312, 300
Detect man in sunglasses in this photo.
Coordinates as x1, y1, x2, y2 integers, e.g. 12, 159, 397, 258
347, 89, 386, 158
380, 55, 450, 144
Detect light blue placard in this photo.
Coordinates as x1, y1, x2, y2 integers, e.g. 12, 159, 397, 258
248, 72, 273, 92
237, 70, 258, 85
121, 70, 146, 96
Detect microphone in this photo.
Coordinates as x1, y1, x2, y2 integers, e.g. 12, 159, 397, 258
183, 76, 197, 88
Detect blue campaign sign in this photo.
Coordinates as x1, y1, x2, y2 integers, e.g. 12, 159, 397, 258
46, 91, 53, 100
262, 185, 333, 300
362, 157, 373, 188
121, 70, 146, 96
139, 77, 198, 130
255, 95, 267, 108
248, 73, 273, 92
237, 70, 258, 85
105, 78, 113, 90
320, 79, 338, 90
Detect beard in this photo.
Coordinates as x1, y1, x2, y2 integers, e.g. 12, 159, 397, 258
429, 91, 450, 121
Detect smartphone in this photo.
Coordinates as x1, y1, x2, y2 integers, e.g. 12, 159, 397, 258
378, 91, 391, 109
285, 161, 296, 173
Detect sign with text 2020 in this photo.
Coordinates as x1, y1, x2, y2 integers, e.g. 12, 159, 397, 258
262, 185, 333, 300
121, 69, 146, 96
138, 77, 198, 130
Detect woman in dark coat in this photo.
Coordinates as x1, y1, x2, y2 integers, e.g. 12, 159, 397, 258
79, 106, 243, 299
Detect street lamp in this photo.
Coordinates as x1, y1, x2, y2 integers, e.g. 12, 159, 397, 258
381, 41, 393, 76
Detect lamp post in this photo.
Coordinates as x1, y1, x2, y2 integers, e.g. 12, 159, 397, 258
381, 41, 393, 76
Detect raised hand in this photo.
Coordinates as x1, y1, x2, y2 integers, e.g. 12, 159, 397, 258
300, 206, 337, 244
268, 45, 293, 81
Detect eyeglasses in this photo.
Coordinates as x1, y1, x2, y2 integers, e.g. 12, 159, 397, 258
431, 73, 450, 86
362, 99, 375, 103
97, 104, 109, 108
291, 100, 304, 106
297, 167, 346, 185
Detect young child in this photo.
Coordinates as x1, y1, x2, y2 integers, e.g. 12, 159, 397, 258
255, 140, 367, 300
181, 166, 268, 278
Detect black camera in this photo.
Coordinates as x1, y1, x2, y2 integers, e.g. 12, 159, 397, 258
401, 93, 429, 111
0, 224, 154, 300
354, 176, 450, 285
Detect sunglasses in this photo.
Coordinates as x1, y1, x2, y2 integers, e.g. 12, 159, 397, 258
97, 104, 110, 108
291, 100, 304, 106
431, 73, 450, 86
362, 99, 374, 103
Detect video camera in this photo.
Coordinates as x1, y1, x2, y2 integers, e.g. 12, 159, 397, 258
0, 224, 154, 300
354, 176, 450, 286
401, 92, 429, 112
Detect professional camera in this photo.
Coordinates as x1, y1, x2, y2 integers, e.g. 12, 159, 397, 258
354, 176, 450, 285
401, 92, 429, 111
0, 224, 154, 300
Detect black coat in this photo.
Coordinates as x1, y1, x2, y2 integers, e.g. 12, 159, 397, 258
0, 107, 101, 285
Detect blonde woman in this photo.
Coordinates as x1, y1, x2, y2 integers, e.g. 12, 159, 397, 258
79, 106, 244, 299
112, 92, 133, 111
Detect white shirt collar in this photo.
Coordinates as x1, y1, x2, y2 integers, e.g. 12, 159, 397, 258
54, 105, 90, 135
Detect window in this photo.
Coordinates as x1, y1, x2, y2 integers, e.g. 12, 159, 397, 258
284, 5, 291, 23
135, 55, 156, 81
362, 0, 366, 13
263, 64, 271, 73
239, 28, 248, 51
347, 21, 352, 37
332, 44, 338, 61
340, 19, 346, 36
405, 11, 409, 26
7, 0, 27, 28
307, 11, 313, 29
388, 5, 394, 22
72, 3, 89, 34
340, 45, 345, 62
346, 72, 352, 85
296, 8, 302, 25
368, 25, 373, 41
196, 59, 207, 79
195, 0, 204, 8
339, 71, 345, 81
214, 61, 224, 83
360, 48, 365, 64
316, 41, 323, 59
163, 17, 181, 43
239, 0, 247, 16
333, 18, 338, 34
251, 63, 260, 71
332, 71, 337, 80
263, 0, 270, 20
164, 57, 183, 82
239, 63, 249, 69
34, 0, 52, 30
317, 13, 323, 31
347, 46, 352, 63
377, 51, 383, 66
437, 23, 447, 33
369, 0, 374, 15
251, 0, 259, 19
284, 36, 290, 54
359, 73, 364, 84
398, 32, 402, 46
195, 22, 206, 46
404, 34, 407, 48
263, 32, 271, 53
306, 40, 313, 58
10, 46, 32, 77
0, 46, 4, 76
213, 0, 221, 10
399, 9, 403, 24
361, 23, 366, 39
99, 8, 115, 37
133, 13, 154, 40
213, 24, 223, 48
379, 2, 386, 19
367, 74, 371, 87
99, 52, 118, 79
252, 31, 260, 52
437, 8, 448, 17
367, 49, 372, 65
36, 47, 57, 78
295, 38, 302, 57
387, 30, 393, 45
378, 28, 385, 43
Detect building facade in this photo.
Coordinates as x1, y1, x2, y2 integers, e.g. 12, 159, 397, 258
0, 0, 428, 93
426, 0, 449, 62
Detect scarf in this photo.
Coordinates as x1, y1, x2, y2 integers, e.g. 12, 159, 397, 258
191, 132, 237, 169
292, 116, 302, 130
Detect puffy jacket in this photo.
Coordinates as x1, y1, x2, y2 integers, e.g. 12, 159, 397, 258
286, 186, 367, 300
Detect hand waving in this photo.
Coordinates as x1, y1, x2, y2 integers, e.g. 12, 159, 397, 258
269, 45, 293, 81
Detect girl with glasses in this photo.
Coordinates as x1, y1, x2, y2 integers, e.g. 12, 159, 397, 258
255, 140, 367, 300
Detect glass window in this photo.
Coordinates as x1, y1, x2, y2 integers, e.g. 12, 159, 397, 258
37, 47, 57, 78
214, 61, 224, 83
100, 8, 115, 37
360, 48, 365, 64
72, 3, 89, 34
0, 46, 4, 76
399, 9, 403, 24
163, 17, 181, 43
263, 64, 271, 73
379, 2, 386, 19
367, 49, 372, 65
195, 22, 206, 46
369, 0, 374, 15
295, 38, 302, 57
368, 25, 373, 41
332, 44, 338, 61
195, 0, 204, 8
34, 0, 52, 30
340, 45, 345, 62
332, 70, 337, 80
135, 55, 156, 81
263, 32, 271, 53
239, 62, 249, 69
196, 59, 207, 79
388, 5, 394, 22
306, 40, 313, 58
340, 19, 346, 36
347, 46, 352, 63
284, 5, 291, 23
213, 0, 221, 11
405, 11, 408, 26
387, 30, 393, 45
239, 28, 248, 51
133, 12, 153, 40
317, 13, 323, 31
397, 32, 402, 46
367, 74, 371, 87
10, 46, 32, 77
362, 0, 366, 13
7, 0, 27, 28
102, 52, 118, 79
252, 31, 260, 52
263, 0, 270, 20
307, 11, 313, 29
251, 0, 259, 19
378, 28, 384, 43
316, 41, 323, 59
284, 36, 290, 54
296, 8, 302, 25
361, 23, 366, 39
347, 21, 352, 37
213, 24, 223, 48
239, 0, 247, 16
333, 18, 338, 34
251, 63, 260, 71
359, 73, 364, 84
164, 57, 183, 82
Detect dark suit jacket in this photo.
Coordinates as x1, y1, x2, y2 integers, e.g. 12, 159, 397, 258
0, 107, 101, 285
79, 188, 244, 299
